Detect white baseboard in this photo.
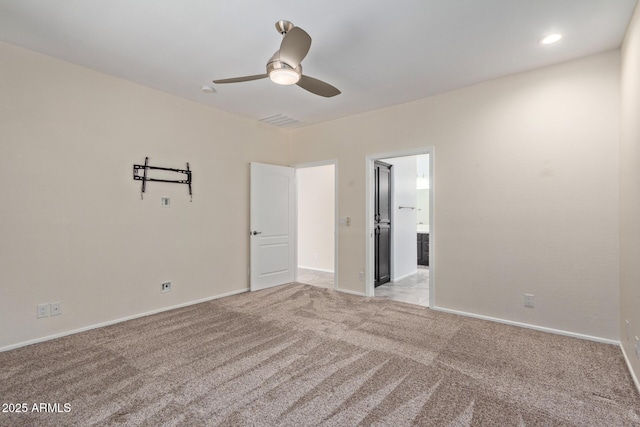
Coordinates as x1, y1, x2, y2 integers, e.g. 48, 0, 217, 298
621, 344, 640, 395
432, 306, 619, 345
336, 287, 366, 297
391, 270, 418, 282
0, 288, 249, 353
298, 266, 335, 273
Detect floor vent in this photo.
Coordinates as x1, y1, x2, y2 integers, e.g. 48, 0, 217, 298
259, 114, 301, 127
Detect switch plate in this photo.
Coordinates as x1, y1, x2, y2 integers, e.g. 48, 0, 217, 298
636, 337, 640, 360
524, 294, 534, 308
626, 320, 631, 341
161, 197, 170, 207
339, 217, 351, 227
50, 302, 61, 316
37, 303, 49, 318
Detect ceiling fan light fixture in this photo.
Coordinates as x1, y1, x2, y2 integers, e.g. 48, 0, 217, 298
269, 68, 300, 85
539, 33, 562, 45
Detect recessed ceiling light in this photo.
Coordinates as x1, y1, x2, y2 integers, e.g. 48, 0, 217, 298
201, 85, 216, 93
539, 34, 562, 45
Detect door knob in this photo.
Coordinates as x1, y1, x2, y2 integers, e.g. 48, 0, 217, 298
251, 231, 262, 235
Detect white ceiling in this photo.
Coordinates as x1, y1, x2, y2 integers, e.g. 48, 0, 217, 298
0, 0, 637, 128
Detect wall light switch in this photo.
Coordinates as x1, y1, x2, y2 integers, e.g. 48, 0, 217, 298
161, 197, 170, 207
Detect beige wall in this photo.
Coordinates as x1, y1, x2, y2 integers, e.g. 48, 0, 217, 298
297, 164, 335, 272
620, 3, 640, 384
290, 51, 621, 341
0, 42, 289, 349
0, 39, 627, 350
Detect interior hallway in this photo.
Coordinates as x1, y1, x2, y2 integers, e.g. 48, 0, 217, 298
297, 268, 334, 289
298, 267, 429, 307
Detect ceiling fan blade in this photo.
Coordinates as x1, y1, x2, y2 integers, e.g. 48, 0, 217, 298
279, 27, 311, 68
213, 74, 268, 84
296, 75, 341, 97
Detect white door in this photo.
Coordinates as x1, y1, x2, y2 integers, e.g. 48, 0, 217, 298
250, 162, 295, 291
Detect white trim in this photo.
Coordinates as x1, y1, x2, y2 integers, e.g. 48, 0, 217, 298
433, 305, 619, 345
294, 167, 298, 284
389, 163, 395, 283
366, 147, 434, 306
365, 157, 374, 297
428, 150, 434, 307
0, 288, 249, 353
334, 163, 339, 291
621, 344, 640, 395
335, 287, 367, 297
294, 159, 339, 292
298, 266, 335, 273
293, 159, 339, 169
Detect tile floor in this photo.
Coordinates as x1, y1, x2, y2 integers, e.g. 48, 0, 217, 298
297, 268, 335, 289
297, 266, 429, 307
375, 266, 429, 307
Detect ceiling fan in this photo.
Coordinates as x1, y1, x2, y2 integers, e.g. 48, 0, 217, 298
213, 20, 341, 98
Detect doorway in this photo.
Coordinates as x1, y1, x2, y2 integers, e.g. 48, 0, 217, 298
295, 161, 337, 290
366, 149, 434, 308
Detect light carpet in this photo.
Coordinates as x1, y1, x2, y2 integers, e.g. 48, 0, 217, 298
1, 284, 639, 426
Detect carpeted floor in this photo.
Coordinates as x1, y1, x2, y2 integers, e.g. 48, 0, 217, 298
1, 284, 639, 426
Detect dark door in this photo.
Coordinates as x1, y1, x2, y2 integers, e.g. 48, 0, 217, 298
417, 233, 429, 266
374, 161, 392, 287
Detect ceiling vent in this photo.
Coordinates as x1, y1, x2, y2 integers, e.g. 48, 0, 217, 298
259, 114, 301, 127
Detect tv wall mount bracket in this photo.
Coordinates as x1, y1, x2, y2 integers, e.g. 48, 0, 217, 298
133, 157, 192, 201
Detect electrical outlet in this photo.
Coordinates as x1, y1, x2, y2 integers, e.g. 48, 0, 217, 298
161, 282, 172, 293
50, 302, 61, 316
524, 294, 534, 308
358, 271, 364, 281
37, 303, 49, 318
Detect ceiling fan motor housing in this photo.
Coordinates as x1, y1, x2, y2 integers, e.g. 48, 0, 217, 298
275, 20, 294, 35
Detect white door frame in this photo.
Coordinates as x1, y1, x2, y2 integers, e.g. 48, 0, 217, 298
293, 159, 339, 290
365, 148, 434, 308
